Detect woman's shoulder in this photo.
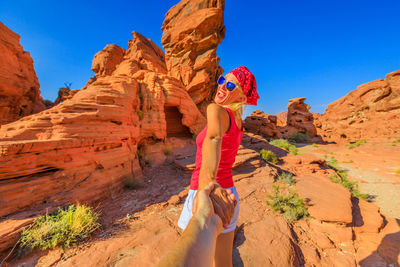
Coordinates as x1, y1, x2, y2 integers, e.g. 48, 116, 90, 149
206, 103, 230, 124
207, 103, 225, 113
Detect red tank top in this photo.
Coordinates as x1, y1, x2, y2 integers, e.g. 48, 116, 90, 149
190, 108, 243, 190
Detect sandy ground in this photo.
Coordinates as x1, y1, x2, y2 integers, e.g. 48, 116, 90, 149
299, 138, 400, 218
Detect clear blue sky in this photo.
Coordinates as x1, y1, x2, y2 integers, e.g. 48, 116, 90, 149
1, 0, 399, 116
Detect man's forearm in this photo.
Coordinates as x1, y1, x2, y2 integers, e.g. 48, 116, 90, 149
157, 214, 219, 267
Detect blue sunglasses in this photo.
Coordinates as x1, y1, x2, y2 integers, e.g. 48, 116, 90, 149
217, 76, 237, 91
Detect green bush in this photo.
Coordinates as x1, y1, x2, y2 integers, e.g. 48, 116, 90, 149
312, 143, 319, 148
342, 160, 353, 163
326, 156, 340, 171
20, 204, 100, 250
123, 174, 141, 189
137, 109, 144, 120
289, 132, 310, 143
347, 139, 367, 149
259, 149, 278, 164
163, 146, 172, 155
269, 139, 298, 155
277, 172, 296, 185
326, 156, 367, 200
396, 167, 400, 175
266, 185, 309, 222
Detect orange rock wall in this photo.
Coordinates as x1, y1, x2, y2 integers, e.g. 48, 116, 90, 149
0, 31, 206, 219
0, 22, 45, 125
161, 0, 225, 113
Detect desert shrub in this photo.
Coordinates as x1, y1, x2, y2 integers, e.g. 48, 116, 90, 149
266, 185, 309, 222
20, 204, 100, 250
342, 160, 354, 163
259, 149, 278, 164
137, 110, 144, 120
396, 167, 400, 175
392, 139, 400, 146
289, 132, 310, 143
123, 174, 141, 189
347, 139, 367, 149
269, 139, 298, 155
326, 157, 367, 200
312, 143, 319, 148
163, 146, 172, 155
277, 172, 296, 185
326, 156, 340, 171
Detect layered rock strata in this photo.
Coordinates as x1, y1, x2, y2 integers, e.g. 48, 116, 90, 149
0, 22, 45, 126
161, 0, 225, 113
8, 133, 399, 266
0, 31, 205, 227
317, 70, 400, 142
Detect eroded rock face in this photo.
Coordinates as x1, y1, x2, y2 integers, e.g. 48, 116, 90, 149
0, 22, 45, 126
280, 97, 317, 138
0, 31, 205, 221
161, 0, 225, 113
92, 44, 125, 77
11, 132, 399, 266
318, 70, 400, 142
54, 87, 79, 105
243, 110, 279, 138
244, 98, 317, 141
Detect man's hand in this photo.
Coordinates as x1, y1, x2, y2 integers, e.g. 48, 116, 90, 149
193, 183, 236, 230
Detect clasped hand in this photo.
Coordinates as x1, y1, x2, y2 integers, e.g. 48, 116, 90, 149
193, 183, 236, 229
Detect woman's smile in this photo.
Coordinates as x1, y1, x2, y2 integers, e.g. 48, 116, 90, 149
216, 88, 227, 99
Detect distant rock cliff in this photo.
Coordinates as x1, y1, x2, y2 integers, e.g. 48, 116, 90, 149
317, 70, 400, 142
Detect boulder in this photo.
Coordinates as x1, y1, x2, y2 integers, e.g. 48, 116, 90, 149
279, 97, 317, 139
243, 110, 279, 138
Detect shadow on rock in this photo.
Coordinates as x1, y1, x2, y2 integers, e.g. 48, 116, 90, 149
359, 219, 400, 266
233, 223, 246, 267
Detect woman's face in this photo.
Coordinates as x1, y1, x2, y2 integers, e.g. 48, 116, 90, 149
214, 73, 246, 105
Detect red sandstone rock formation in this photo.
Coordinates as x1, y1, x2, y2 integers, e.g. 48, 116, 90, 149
275, 111, 287, 126
54, 87, 79, 105
161, 0, 225, 113
243, 110, 279, 138
318, 70, 400, 142
0, 30, 206, 254
92, 44, 126, 77
0, 22, 45, 126
8, 133, 399, 266
279, 97, 317, 139
244, 98, 317, 141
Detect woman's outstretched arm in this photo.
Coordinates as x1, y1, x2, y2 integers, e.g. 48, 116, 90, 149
197, 103, 235, 227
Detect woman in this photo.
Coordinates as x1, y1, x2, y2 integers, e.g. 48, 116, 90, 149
177, 66, 259, 267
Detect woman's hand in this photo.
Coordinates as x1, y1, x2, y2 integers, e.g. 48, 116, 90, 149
210, 184, 236, 228
193, 183, 236, 229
